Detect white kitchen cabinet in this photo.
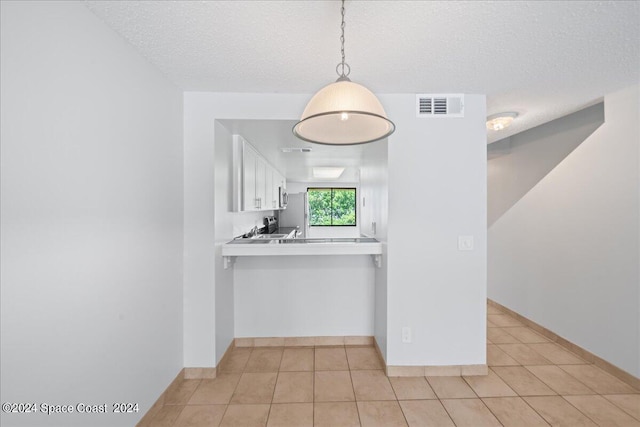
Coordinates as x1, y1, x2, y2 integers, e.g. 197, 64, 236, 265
265, 164, 273, 209
255, 155, 266, 210
242, 142, 267, 211
273, 170, 285, 208
242, 143, 258, 211
276, 171, 284, 191
271, 170, 280, 209
237, 135, 286, 212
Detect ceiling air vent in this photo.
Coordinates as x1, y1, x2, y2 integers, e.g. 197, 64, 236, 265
416, 94, 464, 118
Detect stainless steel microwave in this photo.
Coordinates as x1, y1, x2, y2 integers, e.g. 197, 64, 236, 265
278, 187, 288, 209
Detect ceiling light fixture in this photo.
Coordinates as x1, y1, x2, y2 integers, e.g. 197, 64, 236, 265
313, 167, 345, 179
486, 112, 519, 131
280, 147, 313, 153
292, 0, 395, 145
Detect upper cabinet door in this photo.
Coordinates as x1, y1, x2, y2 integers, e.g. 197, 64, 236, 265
237, 135, 285, 212
271, 170, 279, 209
265, 167, 274, 209
255, 156, 266, 210
242, 143, 258, 211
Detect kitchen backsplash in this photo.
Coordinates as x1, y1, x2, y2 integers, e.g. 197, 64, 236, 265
232, 211, 273, 238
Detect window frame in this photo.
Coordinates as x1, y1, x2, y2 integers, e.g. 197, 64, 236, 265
307, 187, 357, 227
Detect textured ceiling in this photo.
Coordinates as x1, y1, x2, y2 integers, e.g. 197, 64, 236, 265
86, 1, 639, 143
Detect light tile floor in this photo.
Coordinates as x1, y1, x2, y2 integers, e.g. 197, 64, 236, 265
139, 304, 640, 426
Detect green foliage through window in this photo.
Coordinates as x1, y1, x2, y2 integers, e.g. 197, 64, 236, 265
308, 188, 356, 226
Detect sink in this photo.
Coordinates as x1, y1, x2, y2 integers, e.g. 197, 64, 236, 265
252, 234, 289, 239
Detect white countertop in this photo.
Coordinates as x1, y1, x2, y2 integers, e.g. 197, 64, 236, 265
222, 237, 382, 257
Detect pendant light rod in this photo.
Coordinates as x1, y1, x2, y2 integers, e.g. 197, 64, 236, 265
337, 0, 350, 81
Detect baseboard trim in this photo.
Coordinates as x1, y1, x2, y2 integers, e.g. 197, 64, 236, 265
184, 367, 216, 379
373, 337, 386, 371
135, 368, 184, 426
488, 298, 640, 391
137, 340, 237, 426
235, 336, 374, 347
386, 364, 488, 377
183, 340, 237, 379
216, 339, 237, 371
374, 337, 487, 377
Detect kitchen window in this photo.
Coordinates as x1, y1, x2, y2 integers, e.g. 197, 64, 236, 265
307, 188, 356, 226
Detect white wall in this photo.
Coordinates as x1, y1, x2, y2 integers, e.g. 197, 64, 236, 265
184, 110, 275, 366
214, 122, 274, 360
360, 140, 390, 359
488, 103, 604, 226
234, 256, 375, 337
489, 85, 640, 377
0, 2, 183, 426
384, 94, 487, 366
184, 93, 309, 365
184, 92, 487, 369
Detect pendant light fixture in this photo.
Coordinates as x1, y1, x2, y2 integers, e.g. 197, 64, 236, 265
293, 0, 395, 145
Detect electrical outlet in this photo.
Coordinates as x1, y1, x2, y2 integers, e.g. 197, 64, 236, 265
402, 327, 412, 343
458, 235, 474, 251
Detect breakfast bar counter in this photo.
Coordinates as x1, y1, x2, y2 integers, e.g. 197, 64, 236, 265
221, 237, 382, 268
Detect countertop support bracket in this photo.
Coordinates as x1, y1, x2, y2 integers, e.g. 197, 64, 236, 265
372, 254, 382, 268
223, 256, 236, 269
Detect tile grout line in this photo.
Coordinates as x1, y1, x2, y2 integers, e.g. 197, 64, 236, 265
558, 395, 607, 426
488, 300, 640, 390
601, 394, 640, 422
458, 369, 509, 426
555, 364, 607, 392
436, 396, 466, 427
481, 395, 552, 427
216, 403, 230, 427
226, 347, 252, 407
483, 365, 559, 425
489, 305, 623, 426
617, 395, 640, 420
490, 362, 558, 397
387, 372, 411, 427
473, 400, 506, 427
151, 311, 637, 427
523, 364, 597, 396
480, 366, 555, 425
459, 373, 481, 399
265, 371, 279, 426
311, 357, 315, 427
347, 357, 363, 426
518, 399, 553, 427
171, 406, 187, 427
388, 376, 400, 403
484, 312, 558, 426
